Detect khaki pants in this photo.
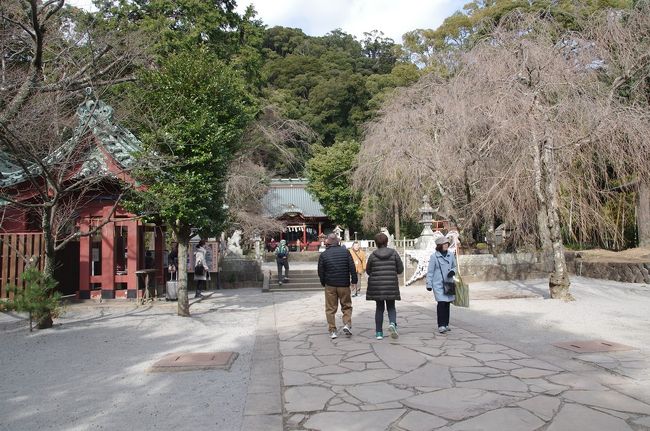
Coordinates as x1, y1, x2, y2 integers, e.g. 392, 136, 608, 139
325, 285, 352, 332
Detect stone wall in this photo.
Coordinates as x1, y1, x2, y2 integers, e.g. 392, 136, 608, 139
220, 257, 263, 288
571, 259, 650, 284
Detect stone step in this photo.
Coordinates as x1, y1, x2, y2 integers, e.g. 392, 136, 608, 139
269, 274, 318, 279
266, 269, 318, 274
271, 277, 321, 283
270, 282, 323, 290
270, 286, 323, 292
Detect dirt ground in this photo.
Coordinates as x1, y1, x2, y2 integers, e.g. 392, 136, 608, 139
573, 247, 650, 263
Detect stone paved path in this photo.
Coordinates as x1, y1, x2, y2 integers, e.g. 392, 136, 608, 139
267, 292, 650, 431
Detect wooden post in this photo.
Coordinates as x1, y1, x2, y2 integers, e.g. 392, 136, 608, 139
8, 234, 17, 299
126, 220, 138, 291
302, 224, 307, 249
100, 211, 114, 294
1, 235, 9, 299
79, 219, 90, 294
154, 226, 164, 288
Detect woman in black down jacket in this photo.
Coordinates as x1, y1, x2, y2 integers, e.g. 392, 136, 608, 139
366, 232, 404, 340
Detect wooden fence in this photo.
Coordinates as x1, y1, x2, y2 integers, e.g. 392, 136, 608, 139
0, 233, 45, 299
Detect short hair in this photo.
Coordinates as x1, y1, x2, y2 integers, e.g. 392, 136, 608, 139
375, 233, 388, 248
325, 233, 339, 246
198, 239, 206, 247
436, 243, 449, 252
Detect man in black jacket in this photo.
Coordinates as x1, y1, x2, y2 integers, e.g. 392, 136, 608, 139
318, 233, 358, 339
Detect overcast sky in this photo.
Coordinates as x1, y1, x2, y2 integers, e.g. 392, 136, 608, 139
66, 0, 465, 43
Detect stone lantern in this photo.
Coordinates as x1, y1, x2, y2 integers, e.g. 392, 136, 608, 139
251, 229, 262, 262
416, 195, 436, 250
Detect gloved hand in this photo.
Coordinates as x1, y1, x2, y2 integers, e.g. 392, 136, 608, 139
447, 270, 455, 278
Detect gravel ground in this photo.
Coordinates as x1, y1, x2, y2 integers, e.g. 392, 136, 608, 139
404, 276, 650, 365
0, 289, 267, 431
2, 275, 649, 430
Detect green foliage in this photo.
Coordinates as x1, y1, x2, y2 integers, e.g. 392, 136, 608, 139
95, 0, 240, 56
366, 63, 421, 112
94, 0, 266, 90
261, 27, 408, 147
306, 140, 362, 230
126, 48, 256, 237
7, 267, 62, 331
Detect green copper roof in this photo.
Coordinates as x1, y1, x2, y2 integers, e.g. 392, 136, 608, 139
262, 178, 326, 218
0, 96, 142, 188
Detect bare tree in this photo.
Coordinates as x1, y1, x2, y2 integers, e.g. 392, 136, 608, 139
587, 6, 650, 247
223, 104, 317, 238
356, 10, 650, 300
0, 1, 148, 327
226, 158, 284, 236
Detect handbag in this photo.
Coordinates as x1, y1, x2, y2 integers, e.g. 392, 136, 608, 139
437, 256, 456, 296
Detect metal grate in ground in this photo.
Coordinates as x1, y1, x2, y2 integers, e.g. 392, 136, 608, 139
553, 340, 634, 353
150, 352, 238, 372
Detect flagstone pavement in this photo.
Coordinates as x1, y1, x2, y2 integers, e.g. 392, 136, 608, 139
243, 291, 650, 431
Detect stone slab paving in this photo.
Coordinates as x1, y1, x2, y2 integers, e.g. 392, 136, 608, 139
575, 351, 650, 381
272, 291, 650, 431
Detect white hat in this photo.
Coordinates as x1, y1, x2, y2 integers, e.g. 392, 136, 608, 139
435, 236, 450, 246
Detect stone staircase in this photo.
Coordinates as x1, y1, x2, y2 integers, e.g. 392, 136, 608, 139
268, 269, 322, 292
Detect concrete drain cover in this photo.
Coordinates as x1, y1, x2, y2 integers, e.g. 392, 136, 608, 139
150, 352, 238, 372
553, 340, 634, 353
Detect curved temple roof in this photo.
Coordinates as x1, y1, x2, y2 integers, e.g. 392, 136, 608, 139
262, 179, 326, 218
0, 96, 142, 188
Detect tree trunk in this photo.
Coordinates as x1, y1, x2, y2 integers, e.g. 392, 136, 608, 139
39, 205, 55, 329
542, 142, 573, 301
393, 200, 401, 241
531, 136, 553, 256
638, 181, 650, 248
176, 225, 191, 317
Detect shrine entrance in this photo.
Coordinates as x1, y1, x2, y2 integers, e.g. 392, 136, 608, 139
79, 206, 164, 299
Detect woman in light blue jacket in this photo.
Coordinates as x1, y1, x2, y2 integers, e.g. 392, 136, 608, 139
426, 236, 457, 333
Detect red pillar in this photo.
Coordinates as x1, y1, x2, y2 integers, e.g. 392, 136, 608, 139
302, 224, 307, 247
126, 220, 138, 290
79, 219, 90, 295
100, 213, 114, 294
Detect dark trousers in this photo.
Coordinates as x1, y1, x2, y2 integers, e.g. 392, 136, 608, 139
195, 279, 206, 296
375, 300, 397, 332
277, 259, 289, 280
437, 301, 451, 327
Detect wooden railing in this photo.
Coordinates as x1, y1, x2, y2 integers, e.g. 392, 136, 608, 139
0, 233, 45, 299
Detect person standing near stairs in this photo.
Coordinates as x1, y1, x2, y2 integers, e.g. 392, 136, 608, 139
275, 239, 290, 284
318, 234, 358, 339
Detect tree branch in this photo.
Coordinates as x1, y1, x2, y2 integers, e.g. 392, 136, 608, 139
54, 187, 133, 251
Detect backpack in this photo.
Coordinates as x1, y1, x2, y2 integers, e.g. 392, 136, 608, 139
195, 260, 205, 276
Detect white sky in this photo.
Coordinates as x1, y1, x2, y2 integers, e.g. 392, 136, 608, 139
66, 0, 466, 43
